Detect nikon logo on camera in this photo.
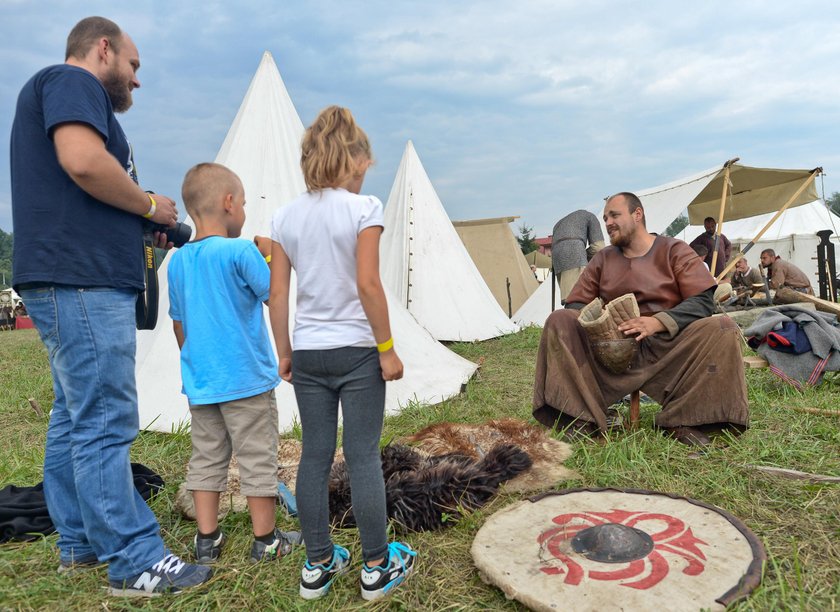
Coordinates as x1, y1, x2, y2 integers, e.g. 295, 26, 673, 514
144, 245, 155, 270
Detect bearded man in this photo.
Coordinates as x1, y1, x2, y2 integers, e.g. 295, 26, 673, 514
533, 192, 749, 447
10, 17, 210, 596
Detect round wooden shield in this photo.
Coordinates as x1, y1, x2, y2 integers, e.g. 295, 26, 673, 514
471, 488, 765, 612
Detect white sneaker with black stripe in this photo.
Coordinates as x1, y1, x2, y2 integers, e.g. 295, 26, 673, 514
299, 544, 351, 600
108, 553, 212, 597
360, 542, 417, 601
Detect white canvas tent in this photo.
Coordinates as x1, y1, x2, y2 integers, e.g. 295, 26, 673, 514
380, 141, 520, 341
678, 200, 840, 286
452, 216, 539, 315
135, 52, 476, 433
511, 276, 562, 327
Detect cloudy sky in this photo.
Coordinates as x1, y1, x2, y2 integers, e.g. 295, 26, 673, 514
1, 0, 839, 237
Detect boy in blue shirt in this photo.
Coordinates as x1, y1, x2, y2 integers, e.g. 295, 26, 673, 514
168, 162, 299, 564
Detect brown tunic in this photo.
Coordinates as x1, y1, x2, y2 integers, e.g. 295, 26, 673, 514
567, 236, 716, 314
767, 258, 813, 292
533, 235, 749, 431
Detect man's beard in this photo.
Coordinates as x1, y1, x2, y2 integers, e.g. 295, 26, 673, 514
609, 230, 632, 248
102, 70, 132, 113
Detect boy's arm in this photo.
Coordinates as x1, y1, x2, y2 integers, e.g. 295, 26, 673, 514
356, 226, 403, 382
172, 320, 185, 350
268, 240, 293, 382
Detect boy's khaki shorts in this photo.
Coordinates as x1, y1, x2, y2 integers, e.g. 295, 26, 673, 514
186, 389, 278, 498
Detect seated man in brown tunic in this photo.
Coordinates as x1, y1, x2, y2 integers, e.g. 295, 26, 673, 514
759, 249, 814, 304
533, 192, 749, 446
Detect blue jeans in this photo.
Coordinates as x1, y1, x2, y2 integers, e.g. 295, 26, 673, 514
20, 286, 166, 580
292, 347, 388, 564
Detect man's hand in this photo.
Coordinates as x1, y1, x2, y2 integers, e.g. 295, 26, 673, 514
618, 316, 665, 341
152, 231, 175, 250
148, 193, 179, 227
278, 357, 292, 383
379, 350, 404, 381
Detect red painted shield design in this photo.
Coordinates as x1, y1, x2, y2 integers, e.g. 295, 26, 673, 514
538, 509, 708, 590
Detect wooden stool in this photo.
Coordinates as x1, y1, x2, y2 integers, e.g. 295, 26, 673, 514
629, 390, 641, 429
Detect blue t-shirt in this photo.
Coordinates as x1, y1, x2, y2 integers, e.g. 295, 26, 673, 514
10, 64, 145, 289
168, 236, 279, 405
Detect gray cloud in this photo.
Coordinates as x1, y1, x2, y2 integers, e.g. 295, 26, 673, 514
1, 0, 839, 238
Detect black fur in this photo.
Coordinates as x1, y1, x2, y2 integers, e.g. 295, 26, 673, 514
328, 443, 532, 532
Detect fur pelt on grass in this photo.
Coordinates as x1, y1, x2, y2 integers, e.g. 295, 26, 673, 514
329, 443, 532, 532
404, 418, 578, 492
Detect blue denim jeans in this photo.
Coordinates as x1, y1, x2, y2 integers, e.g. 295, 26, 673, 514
292, 347, 388, 564
20, 286, 166, 580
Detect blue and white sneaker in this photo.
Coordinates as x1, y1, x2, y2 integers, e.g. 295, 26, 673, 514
299, 544, 351, 600
108, 554, 212, 597
360, 542, 417, 601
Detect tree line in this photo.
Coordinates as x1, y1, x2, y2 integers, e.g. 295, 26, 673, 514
0, 229, 11, 289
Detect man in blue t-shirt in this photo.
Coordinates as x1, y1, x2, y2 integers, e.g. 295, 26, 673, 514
10, 17, 211, 596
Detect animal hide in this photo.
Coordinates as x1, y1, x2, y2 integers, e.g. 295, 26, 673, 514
174, 419, 575, 524
329, 443, 532, 532
405, 419, 578, 492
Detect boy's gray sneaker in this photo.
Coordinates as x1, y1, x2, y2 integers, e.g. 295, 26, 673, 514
108, 554, 212, 597
249, 528, 301, 563
194, 531, 226, 565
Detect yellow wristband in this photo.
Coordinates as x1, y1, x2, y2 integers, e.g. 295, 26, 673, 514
377, 337, 394, 353
265, 255, 272, 264
143, 194, 157, 219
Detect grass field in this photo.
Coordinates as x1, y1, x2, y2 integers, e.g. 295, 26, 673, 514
1, 326, 839, 611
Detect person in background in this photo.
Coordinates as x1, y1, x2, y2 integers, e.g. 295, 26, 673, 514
551, 209, 604, 303
760, 249, 814, 304
731, 257, 764, 303
690, 216, 731, 276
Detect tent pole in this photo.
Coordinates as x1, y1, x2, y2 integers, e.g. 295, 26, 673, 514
710, 161, 734, 275
715, 168, 822, 281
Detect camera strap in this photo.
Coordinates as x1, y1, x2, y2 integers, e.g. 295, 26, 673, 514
135, 234, 159, 330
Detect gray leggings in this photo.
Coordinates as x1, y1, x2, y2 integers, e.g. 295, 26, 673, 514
292, 347, 387, 563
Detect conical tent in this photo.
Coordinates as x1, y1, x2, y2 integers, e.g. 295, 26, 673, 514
452, 216, 538, 315
512, 276, 562, 327
135, 53, 476, 433
380, 141, 520, 341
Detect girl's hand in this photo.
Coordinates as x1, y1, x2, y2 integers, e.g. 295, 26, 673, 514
278, 357, 293, 383
379, 350, 404, 381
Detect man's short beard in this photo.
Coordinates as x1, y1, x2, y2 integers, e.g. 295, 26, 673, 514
102, 70, 132, 113
610, 233, 632, 248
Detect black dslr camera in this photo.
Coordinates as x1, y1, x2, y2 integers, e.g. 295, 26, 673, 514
136, 198, 193, 330
144, 220, 193, 249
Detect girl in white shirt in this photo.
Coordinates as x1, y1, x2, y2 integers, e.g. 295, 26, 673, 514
269, 106, 416, 602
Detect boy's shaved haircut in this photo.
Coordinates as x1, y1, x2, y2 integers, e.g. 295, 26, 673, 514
182, 162, 242, 218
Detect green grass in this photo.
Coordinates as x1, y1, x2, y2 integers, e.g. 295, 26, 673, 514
1, 326, 839, 610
